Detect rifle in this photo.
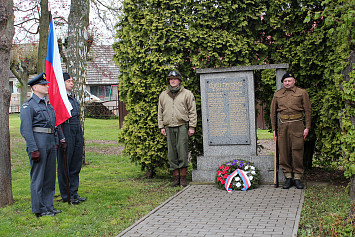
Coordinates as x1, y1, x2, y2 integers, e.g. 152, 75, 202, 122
60, 125, 71, 204
274, 132, 279, 188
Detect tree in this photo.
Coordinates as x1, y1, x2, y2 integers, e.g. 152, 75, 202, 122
114, 0, 267, 177
10, 0, 49, 106
66, 0, 90, 164
305, 0, 354, 219
10, 43, 38, 105
37, 0, 49, 73
259, 0, 355, 219
0, 0, 14, 207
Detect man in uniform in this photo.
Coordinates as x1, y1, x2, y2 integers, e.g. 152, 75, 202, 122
158, 71, 197, 187
20, 72, 65, 217
57, 72, 86, 204
270, 72, 312, 189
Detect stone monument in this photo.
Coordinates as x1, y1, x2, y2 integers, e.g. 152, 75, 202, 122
192, 64, 288, 184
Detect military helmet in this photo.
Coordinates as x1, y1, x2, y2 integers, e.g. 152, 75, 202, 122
167, 71, 182, 81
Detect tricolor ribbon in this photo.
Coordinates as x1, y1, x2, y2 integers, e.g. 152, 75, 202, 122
224, 169, 239, 192
224, 169, 251, 192
237, 169, 251, 191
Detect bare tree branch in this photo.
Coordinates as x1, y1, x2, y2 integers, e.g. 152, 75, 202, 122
14, 17, 39, 27
92, 0, 122, 11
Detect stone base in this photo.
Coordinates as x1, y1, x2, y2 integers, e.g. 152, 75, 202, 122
192, 155, 284, 185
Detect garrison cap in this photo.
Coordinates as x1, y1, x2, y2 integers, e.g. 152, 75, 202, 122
281, 72, 295, 82
28, 72, 49, 86
167, 71, 182, 81
63, 72, 71, 81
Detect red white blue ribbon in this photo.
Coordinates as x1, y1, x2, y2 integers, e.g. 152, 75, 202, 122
224, 169, 251, 192
237, 169, 251, 191
224, 169, 239, 192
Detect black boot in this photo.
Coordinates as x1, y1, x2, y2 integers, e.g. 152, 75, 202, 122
180, 167, 188, 187
171, 169, 180, 187
283, 178, 293, 189
294, 179, 304, 189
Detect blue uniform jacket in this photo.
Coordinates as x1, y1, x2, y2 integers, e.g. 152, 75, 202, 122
20, 94, 64, 153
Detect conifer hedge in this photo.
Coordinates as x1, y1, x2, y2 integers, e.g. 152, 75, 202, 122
113, 0, 354, 178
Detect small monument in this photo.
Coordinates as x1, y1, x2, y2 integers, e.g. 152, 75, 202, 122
192, 64, 288, 184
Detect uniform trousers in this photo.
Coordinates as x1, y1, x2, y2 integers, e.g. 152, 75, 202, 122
28, 132, 57, 213
278, 120, 305, 179
57, 121, 83, 200
166, 124, 189, 170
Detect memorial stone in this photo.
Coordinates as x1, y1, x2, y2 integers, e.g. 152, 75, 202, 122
192, 64, 288, 184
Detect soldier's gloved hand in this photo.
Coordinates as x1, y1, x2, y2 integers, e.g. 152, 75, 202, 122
31, 150, 41, 163
60, 140, 67, 153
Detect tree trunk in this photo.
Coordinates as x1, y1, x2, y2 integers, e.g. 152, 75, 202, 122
67, 0, 90, 164
0, 0, 14, 207
19, 72, 29, 105
303, 139, 315, 170
10, 62, 29, 106
37, 0, 49, 74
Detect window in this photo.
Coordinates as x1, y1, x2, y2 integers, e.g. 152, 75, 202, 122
90, 85, 118, 100
9, 81, 13, 94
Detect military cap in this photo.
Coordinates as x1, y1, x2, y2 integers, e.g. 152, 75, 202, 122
167, 71, 182, 81
63, 72, 71, 81
28, 73, 49, 86
281, 72, 295, 82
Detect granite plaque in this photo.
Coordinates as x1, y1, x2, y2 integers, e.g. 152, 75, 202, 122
205, 77, 250, 145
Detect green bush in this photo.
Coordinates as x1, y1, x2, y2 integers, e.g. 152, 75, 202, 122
113, 0, 354, 178
113, 0, 267, 176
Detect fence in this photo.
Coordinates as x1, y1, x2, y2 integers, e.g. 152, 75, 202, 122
10, 102, 121, 120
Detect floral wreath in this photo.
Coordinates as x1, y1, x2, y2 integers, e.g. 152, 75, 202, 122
215, 159, 260, 192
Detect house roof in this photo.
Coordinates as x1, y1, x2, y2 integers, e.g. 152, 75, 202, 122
86, 45, 119, 85
10, 44, 120, 85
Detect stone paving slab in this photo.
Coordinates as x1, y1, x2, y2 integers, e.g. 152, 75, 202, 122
117, 185, 304, 237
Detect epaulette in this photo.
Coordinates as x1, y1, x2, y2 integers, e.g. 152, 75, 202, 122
26, 97, 33, 102
274, 87, 285, 94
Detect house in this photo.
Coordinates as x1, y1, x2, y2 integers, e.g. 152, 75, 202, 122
9, 45, 120, 112
85, 45, 119, 101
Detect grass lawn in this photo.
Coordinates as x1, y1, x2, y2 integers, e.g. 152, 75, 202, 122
1, 114, 182, 236
257, 128, 273, 140
1, 115, 353, 236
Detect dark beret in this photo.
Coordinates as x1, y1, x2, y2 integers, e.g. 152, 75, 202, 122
281, 72, 295, 82
28, 73, 49, 86
63, 72, 71, 81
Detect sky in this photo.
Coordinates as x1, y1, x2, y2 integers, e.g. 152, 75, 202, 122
13, 0, 122, 45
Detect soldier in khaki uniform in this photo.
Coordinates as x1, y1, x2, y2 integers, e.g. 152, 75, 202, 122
270, 72, 311, 189
158, 71, 197, 187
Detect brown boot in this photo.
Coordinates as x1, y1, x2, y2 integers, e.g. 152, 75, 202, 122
171, 169, 180, 187
180, 167, 188, 187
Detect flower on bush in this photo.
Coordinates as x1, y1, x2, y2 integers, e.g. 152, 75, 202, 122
215, 159, 260, 192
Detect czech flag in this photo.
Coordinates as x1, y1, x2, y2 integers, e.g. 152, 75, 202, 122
46, 16, 72, 126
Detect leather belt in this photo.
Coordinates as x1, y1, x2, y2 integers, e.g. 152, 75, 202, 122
33, 127, 54, 134
280, 114, 302, 120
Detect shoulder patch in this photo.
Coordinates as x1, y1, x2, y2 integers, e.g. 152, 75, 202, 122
22, 102, 30, 109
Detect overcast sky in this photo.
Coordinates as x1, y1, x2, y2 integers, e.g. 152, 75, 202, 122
13, 0, 122, 45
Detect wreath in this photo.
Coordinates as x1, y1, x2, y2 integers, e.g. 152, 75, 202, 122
215, 159, 260, 192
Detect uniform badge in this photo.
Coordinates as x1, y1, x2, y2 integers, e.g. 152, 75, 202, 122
22, 103, 29, 109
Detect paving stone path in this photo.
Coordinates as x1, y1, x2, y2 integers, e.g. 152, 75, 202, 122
117, 184, 304, 237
